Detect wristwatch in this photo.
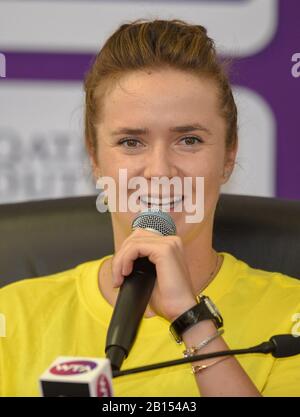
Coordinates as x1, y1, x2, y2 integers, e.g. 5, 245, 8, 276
169, 295, 223, 343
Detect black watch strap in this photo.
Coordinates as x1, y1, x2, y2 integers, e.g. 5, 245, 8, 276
169, 295, 223, 343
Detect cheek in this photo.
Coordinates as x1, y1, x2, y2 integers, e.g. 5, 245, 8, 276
188, 151, 224, 214
97, 140, 140, 177
188, 151, 224, 186
96, 147, 122, 178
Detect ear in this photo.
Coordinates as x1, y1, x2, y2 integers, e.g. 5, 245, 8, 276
221, 142, 238, 185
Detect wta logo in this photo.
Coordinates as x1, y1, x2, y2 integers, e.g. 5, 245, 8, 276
50, 360, 97, 376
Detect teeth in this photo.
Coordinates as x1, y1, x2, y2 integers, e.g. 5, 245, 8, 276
140, 196, 183, 206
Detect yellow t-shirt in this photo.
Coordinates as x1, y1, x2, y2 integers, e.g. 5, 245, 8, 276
0, 252, 300, 397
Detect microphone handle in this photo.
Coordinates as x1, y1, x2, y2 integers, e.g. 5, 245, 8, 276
105, 257, 156, 371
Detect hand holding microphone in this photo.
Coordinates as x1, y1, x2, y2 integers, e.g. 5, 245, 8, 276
111, 224, 195, 323
105, 210, 197, 371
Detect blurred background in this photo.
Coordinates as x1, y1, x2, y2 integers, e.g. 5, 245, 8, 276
0, 0, 299, 204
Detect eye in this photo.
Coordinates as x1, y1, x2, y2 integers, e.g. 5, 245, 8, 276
180, 136, 203, 146
117, 138, 144, 148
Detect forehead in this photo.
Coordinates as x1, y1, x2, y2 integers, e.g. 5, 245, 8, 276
99, 69, 220, 125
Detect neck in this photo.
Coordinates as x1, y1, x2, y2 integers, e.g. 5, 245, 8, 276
181, 222, 221, 295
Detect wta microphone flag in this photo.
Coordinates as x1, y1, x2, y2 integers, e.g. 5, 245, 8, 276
39, 356, 113, 397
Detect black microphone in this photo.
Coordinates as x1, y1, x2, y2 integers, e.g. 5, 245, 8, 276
105, 210, 177, 371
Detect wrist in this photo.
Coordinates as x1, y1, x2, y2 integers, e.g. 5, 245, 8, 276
182, 319, 218, 344
169, 295, 224, 344
167, 298, 198, 323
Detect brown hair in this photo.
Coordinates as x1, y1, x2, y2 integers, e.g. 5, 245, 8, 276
84, 18, 237, 159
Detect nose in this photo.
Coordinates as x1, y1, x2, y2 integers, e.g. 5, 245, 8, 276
143, 144, 178, 180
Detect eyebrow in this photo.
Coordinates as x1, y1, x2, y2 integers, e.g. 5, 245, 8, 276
110, 124, 212, 136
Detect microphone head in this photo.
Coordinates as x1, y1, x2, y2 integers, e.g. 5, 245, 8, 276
131, 209, 176, 236
270, 334, 300, 358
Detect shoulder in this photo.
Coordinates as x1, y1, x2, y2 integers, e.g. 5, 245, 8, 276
221, 252, 300, 314
219, 252, 300, 341
0, 259, 102, 313
222, 251, 300, 290
0, 268, 75, 302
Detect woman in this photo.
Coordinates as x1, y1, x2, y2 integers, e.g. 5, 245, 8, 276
1, 19, 300, 397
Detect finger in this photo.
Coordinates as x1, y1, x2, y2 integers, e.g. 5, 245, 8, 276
112, 243, 144, 288
112, 234, 183, 288
121, 254, 134, 278
112, 243, 146, 288
113, 240, 175, 288
111, 230, 162, 286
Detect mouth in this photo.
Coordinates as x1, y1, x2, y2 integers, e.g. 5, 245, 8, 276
138, 195, 184, 211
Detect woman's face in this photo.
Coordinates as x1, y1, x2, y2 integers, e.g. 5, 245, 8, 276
93, 68, 236, 242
